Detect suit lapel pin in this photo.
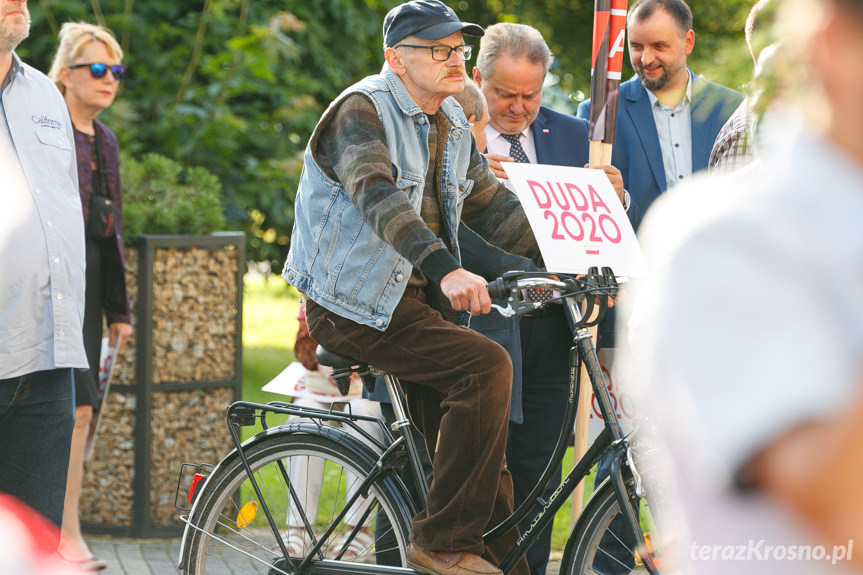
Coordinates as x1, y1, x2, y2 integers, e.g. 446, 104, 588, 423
542, 129, 550, 134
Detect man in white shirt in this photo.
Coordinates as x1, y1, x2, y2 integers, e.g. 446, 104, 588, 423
0, 0, 85, 532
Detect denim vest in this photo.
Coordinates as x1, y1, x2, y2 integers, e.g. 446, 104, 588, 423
282, 65, 474, 331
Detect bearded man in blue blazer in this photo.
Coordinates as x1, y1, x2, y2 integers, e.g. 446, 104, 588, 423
471, 22, 628, 575
577, 0, 742, 232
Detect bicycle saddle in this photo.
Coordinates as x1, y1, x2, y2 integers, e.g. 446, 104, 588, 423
315, 346, 364, 369
314, 346, 376, 395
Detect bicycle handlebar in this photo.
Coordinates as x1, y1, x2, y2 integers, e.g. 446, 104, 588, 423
487, 274, 573, 299
485, 268, 620, 327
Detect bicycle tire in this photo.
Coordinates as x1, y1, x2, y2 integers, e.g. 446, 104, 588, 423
560, 479, 661, 575
183, 425, 414, 574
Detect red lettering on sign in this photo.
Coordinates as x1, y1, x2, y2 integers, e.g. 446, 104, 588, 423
528, 180, 551, 209
550, 181, 571, 211
619, 392, 637, 419
598, 214, 622, 244
528, 178, 625, 249
544, 210, 565, 239
583, 213, 603, 242
588, 185, 611, 214
566, 183, 589, 211
560, 211, 585, 241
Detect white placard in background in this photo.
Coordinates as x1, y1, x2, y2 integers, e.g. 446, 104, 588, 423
262, 362, 362, 401
501, 163, 647, 276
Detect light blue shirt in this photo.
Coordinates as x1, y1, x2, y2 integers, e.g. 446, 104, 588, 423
647, 71, 693, 190
0, 53, 86, 378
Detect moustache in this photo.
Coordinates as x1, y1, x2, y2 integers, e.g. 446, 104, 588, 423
439, 67, 468, 80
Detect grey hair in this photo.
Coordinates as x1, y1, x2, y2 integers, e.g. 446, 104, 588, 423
452, 79, 485, 119
475, 22, 553, 80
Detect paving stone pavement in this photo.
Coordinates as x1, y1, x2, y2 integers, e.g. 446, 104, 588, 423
85, 536, 562, 575
87, 537, 182, 575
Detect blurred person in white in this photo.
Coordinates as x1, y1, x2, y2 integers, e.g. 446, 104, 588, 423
283, 302, 384, 560
623, 0, 863, 573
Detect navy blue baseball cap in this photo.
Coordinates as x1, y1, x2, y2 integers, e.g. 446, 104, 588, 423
383, 0, 484, 48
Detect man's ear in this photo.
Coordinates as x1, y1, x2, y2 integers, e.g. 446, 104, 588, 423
684, 29, 695, 55
472, 67, 482, 86
385, 47, 405, 74
467, 113, 477, 124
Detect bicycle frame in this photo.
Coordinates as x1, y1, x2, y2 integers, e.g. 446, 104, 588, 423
481, 290, 655, 575
178, 273, 658, 575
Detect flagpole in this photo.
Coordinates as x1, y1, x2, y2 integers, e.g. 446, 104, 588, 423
573, 0, 628, 526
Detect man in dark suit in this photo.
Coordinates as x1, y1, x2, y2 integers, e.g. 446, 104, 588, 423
577, 0, 742, 231
471, 22, 627, 575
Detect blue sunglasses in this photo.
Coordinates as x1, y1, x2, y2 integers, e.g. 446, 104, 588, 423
69, 62, 127, 80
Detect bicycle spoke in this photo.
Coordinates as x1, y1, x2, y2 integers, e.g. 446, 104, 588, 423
183, 431, 412, 573
564, 480, 661, 575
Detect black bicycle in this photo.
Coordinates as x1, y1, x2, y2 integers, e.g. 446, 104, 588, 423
175, 268, 664, 575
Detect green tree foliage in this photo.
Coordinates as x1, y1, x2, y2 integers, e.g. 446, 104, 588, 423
456, 0, 759, 111
21, 0, 755, 269
121, 151, 226, 240
24, 0, 401, 269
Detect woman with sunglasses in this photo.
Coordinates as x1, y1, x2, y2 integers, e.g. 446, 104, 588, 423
47, 22, 131, 572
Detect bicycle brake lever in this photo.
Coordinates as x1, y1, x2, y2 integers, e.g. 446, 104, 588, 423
490, 303, 516, 318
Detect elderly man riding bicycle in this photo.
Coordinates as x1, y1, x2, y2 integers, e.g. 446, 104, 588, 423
282, 2, 542, 574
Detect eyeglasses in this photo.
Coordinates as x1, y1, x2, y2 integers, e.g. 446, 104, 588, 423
68, 63, 127, 81
394, 44, 473, 61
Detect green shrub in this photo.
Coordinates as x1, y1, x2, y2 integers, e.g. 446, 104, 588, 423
121, 152, 227, 242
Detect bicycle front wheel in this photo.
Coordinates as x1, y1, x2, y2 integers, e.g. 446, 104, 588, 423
183, 427, 414, 574
561, 479, 663, 575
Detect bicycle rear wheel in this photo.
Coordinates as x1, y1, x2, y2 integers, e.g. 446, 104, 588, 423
183, 427, 414, 574
561, 479, 663, 575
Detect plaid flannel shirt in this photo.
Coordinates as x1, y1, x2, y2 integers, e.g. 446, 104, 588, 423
709, 100, 755, 174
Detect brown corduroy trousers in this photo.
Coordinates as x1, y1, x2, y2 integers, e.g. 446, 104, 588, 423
306, 290, 528, 575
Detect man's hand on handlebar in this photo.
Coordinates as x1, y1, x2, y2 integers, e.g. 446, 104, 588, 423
440, 268, 492, 315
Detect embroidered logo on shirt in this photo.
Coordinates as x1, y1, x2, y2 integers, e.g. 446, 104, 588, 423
31, 115, 62, 130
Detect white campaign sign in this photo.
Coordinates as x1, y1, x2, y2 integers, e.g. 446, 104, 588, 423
501, 163, 647, 276
588, 348, 637, 444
